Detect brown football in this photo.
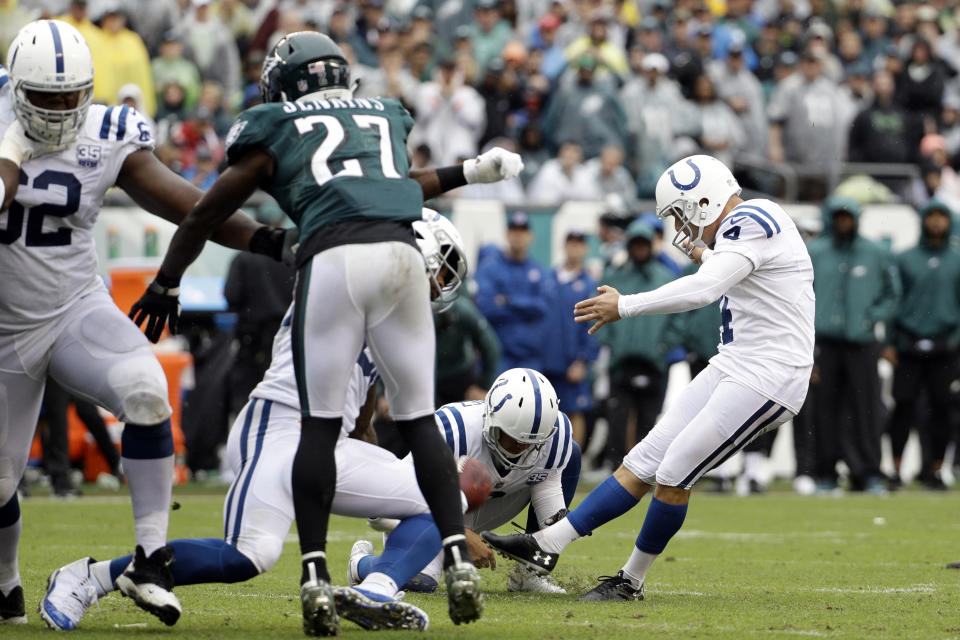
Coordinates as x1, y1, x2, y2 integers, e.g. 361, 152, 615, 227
457, 456, 493, 512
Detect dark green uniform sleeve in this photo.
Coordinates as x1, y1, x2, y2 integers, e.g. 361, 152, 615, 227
224, 105, 279, 166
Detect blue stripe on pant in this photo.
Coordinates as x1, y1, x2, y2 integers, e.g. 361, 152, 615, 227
678, 402, 786, 488
223, 399, 272, 544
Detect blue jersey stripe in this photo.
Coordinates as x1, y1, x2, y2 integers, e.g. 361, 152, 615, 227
558, 414, 572, 468
230, 400, 272, 545
438, 410, 455, 454
223, 399, 257, 539
525, 369, 543, 434
0, 75, 7, 89
544, 418, 561, 468
448, 405, 467, 457
729, 211, 773, 238
99, 106, 115, 139
357, 350, 377, 378
115, 105, 130, 140
734, 204, 781, 234
47, 21, 64, 74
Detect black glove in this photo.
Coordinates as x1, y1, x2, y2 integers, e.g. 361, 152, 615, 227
129, 272, 181, 343
249, 225, 299, 267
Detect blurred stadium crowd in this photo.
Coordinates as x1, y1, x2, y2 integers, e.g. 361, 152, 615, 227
4, 0, 959, 496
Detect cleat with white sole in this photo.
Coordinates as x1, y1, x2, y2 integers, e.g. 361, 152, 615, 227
334, 586, 428, 631
507, 564, 565, 594
347, 540, 374, 587
115, 545, 181, 626
39, 558, 98, 630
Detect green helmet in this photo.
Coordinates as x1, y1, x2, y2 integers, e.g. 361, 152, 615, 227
259, 31, 350, 103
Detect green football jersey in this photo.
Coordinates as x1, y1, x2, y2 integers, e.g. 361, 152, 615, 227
224, 97, 424, 242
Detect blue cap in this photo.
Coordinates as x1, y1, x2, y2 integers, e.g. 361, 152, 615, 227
639, 211, 663, 233
508, 211, 530, 229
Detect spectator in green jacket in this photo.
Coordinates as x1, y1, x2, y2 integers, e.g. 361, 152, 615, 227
434, 295, 502, 406
599, 220, 678, 469
885, 200, 960, 490
151, 31, 202, 114
806, 196, 901, 493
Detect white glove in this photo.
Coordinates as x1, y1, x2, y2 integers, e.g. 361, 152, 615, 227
0, 120, 55, 166
463, 147, 524, 184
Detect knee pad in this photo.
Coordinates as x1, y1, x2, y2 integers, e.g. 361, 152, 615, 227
234, 529, 284, 574
0, 457, 17, 509
112, 357, 171, 425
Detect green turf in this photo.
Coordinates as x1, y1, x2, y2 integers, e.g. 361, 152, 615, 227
8, 488, 960, 639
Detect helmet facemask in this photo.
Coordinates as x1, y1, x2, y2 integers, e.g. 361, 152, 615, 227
431, 231, 467, 312
481, 419, 552, 471
658, 195, 710, 256
15, 84, 93, 148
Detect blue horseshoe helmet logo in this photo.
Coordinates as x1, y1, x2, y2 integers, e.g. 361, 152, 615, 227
668, 159, 702, 190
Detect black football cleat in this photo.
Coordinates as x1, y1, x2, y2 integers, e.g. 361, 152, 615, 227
578, 571, 644, 601
115, 545, 181, 626
480, 531, 558, 575
0, 585, 26, 625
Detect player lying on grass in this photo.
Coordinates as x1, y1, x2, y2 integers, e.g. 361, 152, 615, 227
39, 213, 468, 632
353, 367, 580, 596
483, 154, 815, 601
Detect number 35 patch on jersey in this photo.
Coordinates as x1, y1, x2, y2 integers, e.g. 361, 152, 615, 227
76, 144, 101, 168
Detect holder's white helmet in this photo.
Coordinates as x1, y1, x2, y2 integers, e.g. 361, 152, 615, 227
6, 20, 95, 149
413, 209, 468, 312
655, 154, 740, 254
482, 368, 559, 470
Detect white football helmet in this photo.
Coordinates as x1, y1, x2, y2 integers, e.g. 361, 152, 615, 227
6, 20, 95, 149
413, 208, 468, 313
482, 368, 559, 471
655, 154, 741, 254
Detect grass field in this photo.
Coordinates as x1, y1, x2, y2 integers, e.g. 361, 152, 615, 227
7, 487, 960, 639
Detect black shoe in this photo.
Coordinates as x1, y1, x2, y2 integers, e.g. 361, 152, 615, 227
115, 545, 181, 626
947, 561, 960, 569
579, 571, 644, 601
480, 531, 558, 575
919, 471, 948, 491
887, 474, 903, 492
0, 585, 26, 625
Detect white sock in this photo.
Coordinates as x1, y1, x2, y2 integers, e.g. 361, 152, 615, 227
358, 572, 398, 599
532, 517, 581, 554
422, 554, 443, 584
89, 561, 115, 596
621, 546, 657, 587
122, 456, 173, 555
0, 519, 21, 595
743, 452, 763, 481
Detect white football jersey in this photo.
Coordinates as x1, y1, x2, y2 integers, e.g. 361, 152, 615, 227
250, 302, 378, 438
708, 198, 815, 412
0, 75, 154, 333
436, 400, 575, 506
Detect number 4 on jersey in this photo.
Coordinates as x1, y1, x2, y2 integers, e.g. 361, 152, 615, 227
294, 114, 401, 186
720, 295, 734, 344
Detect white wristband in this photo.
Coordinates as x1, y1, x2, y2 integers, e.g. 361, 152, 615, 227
0, 134, 25, 167
700, 248, 714, 263
462, 158, 479, 184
